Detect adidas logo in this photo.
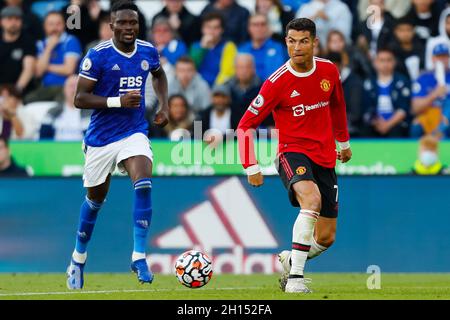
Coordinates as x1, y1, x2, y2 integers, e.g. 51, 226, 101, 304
148, 177, 281, 274
153, 177, 277, 250
112, 64, 120, 71
77, 231, 87, 239
290, 90, 300, 98
137, 220, 149, 229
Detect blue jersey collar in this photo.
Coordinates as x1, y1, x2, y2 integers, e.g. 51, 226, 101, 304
111, 39, 137, 58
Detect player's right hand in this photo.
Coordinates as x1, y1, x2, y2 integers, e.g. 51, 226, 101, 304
338, 148, 352, 163
248, 172, 264, 187
120, 90, 141, 108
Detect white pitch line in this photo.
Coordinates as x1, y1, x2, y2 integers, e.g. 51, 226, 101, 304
0, 286, 261, 297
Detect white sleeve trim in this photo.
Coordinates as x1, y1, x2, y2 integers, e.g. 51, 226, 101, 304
338, 141, 350, 150
79, 73, 98, 82
245, 164, 261, 176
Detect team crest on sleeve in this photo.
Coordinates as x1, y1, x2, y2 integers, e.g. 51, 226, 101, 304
141, 60, 149, 71
252, 94, 264, 108
82, 58, 92, 71
320, 79, 331, 92
296, 166, 307, 175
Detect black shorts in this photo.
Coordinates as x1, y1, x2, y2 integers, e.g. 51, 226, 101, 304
276, 152, 339, 218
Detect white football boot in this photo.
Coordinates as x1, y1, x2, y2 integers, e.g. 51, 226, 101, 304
285, 277, 313, 293
277, 250, 291, 291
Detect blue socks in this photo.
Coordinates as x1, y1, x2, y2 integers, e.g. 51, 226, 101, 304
72, 179, 152, 264
132, 178, 153, 260
74, 197, 103, 260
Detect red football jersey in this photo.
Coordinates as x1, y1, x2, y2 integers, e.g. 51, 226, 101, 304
238, 57, 350, 169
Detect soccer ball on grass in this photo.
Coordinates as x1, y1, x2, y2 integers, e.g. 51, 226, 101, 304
174, 250, 213, 288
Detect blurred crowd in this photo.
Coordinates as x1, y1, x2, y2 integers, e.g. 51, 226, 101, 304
0, 0, 450, 145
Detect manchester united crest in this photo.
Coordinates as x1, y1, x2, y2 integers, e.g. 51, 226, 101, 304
296, 166, 307, 175
320, 79, 331, 92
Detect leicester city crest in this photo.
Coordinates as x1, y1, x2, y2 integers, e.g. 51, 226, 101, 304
141, 60, 149, 71
82, 58, 92, 71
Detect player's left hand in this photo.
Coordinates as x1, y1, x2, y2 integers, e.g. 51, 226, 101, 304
153, 110, 169, 128
337, 148, 352, 163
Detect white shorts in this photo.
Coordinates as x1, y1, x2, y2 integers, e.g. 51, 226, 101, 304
82, 132, 153, 187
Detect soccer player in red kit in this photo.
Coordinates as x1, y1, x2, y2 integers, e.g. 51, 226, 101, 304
237, 18, 352, 293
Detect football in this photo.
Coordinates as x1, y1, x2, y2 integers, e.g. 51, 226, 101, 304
174, 250, 213, 288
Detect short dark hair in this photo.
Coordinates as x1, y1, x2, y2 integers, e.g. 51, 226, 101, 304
285, 18, 316, 38
44, 10, 64, 21
377, 45, 396, 57
202, 12, 225, 29
176, 55, 195, 66
111, 0, 138, 14
394, 16, 414, 28
169, 94, 190, 109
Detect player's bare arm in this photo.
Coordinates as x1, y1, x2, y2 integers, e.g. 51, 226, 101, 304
151, 66, 169, 128
74, 76, 141, 109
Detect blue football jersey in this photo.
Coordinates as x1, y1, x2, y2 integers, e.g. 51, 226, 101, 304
78, 39, 160, 147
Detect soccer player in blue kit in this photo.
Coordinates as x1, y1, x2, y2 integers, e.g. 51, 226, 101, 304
66, 1, 169, 289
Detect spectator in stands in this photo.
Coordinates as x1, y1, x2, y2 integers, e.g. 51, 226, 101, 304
152, 0, 200, 46
362, 47, 411, 137
39, 75, 91, 141
412, 134, 448, 175
255, 0, 295, 43
198, 84, 233, 138
201, 0, 250, 45
411, 43, 450, 138
296, 0, 352, 48
356, 0, 395, 60
222, 54, 262, 128
390, 16, 425, 81
190, 12, 237, 87
150, 17, 187, 67
412, 134, 449, 175
167, 56, 211, 115
424, 7, 450, 71
404, 0, 442, 45
63, 0, 107, 51
109, 0, 147, 40
282, 0, 311, 13
326, 29, 373, 80
326, 51, 363, 137
238, 14, 287, 81
0, 84, 24, 139
151, 94, 193, 140
0, 136, 29, 177
85, 12, 113, 52
0, 6, 36, 95
25, 11, 82, 104
0, 0, 43, 41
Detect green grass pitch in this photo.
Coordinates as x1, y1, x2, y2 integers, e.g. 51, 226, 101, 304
0, 273, 449, 300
